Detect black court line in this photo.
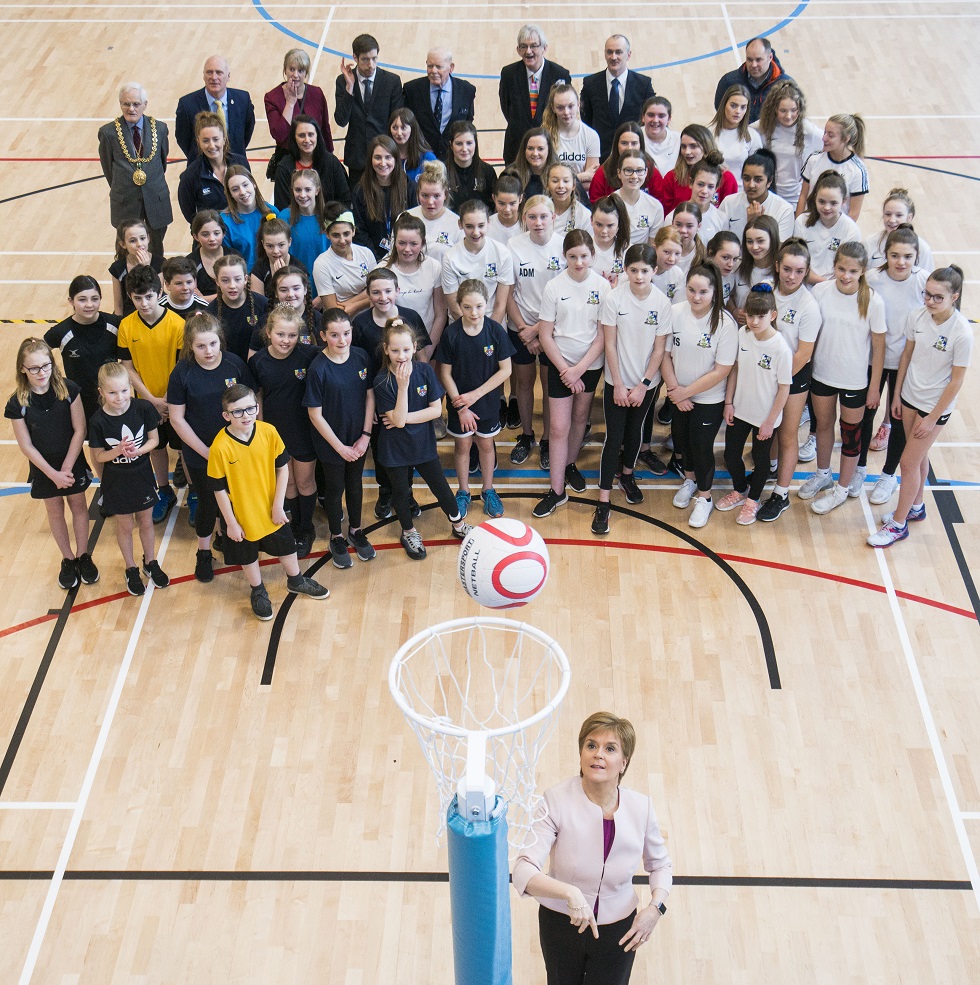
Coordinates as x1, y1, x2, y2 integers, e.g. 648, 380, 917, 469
0, 510, 105, 796
0, 869, 970, 891
0, 174, 104, 205
928, 464, 979, 622
868, 156, 980, 183
261, 494, 779, 689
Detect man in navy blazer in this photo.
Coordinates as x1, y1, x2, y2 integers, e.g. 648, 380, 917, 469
402, 48, 476, 160
498, 24, 570, 167
175, 55, 255, 162
580, 35, 655, 160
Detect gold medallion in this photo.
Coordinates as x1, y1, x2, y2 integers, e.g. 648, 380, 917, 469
133, 168, 147, 186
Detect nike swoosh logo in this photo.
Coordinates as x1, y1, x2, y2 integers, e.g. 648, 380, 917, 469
740, 347, 748, 351
560, 297, 571, 301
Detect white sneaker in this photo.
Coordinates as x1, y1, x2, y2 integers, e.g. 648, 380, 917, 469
800, 404, 811, 427
672, 478, 697, 509
797, 472, 833, 500
846, 465, 867, 498
798, 434, 817, 462
689, 496, 713, 528
811, 484, 849, 515
869, 473, 898, 505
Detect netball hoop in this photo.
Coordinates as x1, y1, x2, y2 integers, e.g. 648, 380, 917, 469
389, 617, 571, 985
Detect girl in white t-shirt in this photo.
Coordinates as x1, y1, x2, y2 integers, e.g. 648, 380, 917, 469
670, 202, 706, 279
662, 264, 738, 528
532, 230, 610, 518
868, 266, 971, 547
613, 150, 665, 246
590, 196, 631, 288
545, 162, 592, 235
863, 188, 933, 270
797, 113, 869, 220
719, 149, 795, 242
733, 214, 779, 322
793, 170, 861, 283
709, 84, 763, 191
311, 208, 374, 315
488, 175, 524, 245
757, 238, 822, 522
506, 196, 566, 464
641, 95, 681, 181
706, 230, 741, 310
755, 80, 822, 204
383, 212, 447, 347
864, 225, 929, 504
651, 226, 684, 302
592, 243, 673, 534
800, 242, 886, 515
717, 287, 792, 525
542, 83, 601, 192
407, 160, 460, 263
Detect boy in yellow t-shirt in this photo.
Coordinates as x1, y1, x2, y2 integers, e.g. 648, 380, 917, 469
208, 385, 328, 620
117, 263, 184, 523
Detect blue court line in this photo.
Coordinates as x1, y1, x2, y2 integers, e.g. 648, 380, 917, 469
249, 0, 809, 79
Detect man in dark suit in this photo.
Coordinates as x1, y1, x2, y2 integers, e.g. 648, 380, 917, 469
580, 35, 655, 160
498, 24, 570, 167
402, 48, 476, 160
175, 55, 255, 162
98, 83, 172, 255
335, 33, 404, 186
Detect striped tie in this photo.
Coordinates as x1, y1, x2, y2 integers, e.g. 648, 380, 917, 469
529, 75, 539, 118
214, 99, 226, 128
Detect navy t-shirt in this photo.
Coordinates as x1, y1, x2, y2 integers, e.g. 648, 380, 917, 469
44, 313, 120, 412
302, 347, 372, 463
351, 305, 431, 381
207, 292, 269, 361
248, 308, 321, 352
373, 360, 444, 468
166, 353, 253, 470
433, 317, 515, 425
248, 344, 320, 458
4, 379, 81, 468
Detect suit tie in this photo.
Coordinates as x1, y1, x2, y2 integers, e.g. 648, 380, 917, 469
434, 88, 444, 131
132, 122, 142, 155
529, 75, 539, 118
214, 98, 227, 128
362, 78, 374, 114
609, 77, 621, 120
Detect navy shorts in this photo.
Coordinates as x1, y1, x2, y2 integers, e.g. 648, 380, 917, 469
220, 523, 296, 565
811, 377, 867, 410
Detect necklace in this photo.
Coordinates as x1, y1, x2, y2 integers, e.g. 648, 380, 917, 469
114, 117, 159, 186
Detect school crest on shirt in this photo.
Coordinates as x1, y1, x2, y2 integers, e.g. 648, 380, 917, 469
294, 368, 307, 380
437, 231, 450, 244
696, 333, 713, 349
547, 257, 561, 271
359, 261, 369, 275
611, 259, 624, 275
224, 377, 238, 387
645, 311, 659, 326
666, 283, 677, 299
637, 215, 650, 229
758, 354, 772, 370
586, 291, 601, 305
485, 263, 498, 279
934, 335, 949, 352
358, 367, 368, 380
416, 384, 428, 397
828, 238, 841, 253
722, 283, 732, 302
483, 345, 495, 357
781, 309, 796, 324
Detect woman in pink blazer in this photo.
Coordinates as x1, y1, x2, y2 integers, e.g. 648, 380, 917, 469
513, 712, 672, 984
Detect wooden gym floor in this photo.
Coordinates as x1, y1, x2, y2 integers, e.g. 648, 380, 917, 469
1, 1, 979, 981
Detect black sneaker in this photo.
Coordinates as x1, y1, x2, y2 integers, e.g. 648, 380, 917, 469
295, 533, 314, 560
374, 494, 393, 519
286, 574, 329, 599
511, 432, 534, 465
469, 445, 480, 476
194, 549, 214, 583
451, 520, 473, 540
125, 566, 145, 596
532, 489, 568, 518
499, 396, 508, 429
666, 454, 685, 477
347, 528, 376, 561
657, 400, 673, 425
330, 534, 354, 569
618, 472, 643, 504
757, 491, 790, 522
637, 449, 668, 476
213, 532, 225, 554
400, 529, 427, 560
565, 463, 586, 493
172, 457, 187, 488
539, 438, 550, 470
591, 504, 610, 535
76, 553, 100, 584
251, 584, 273, 620
506, 396, 521, 430
142, 557, 170, 588
59, 557, 79, 590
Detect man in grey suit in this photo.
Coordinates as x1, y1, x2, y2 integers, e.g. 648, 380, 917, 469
98, 83, 172, 255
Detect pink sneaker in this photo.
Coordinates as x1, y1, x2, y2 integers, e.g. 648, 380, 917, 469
736, 499, 760, 525
716, 489, 748, 512
869, 423, 891, 452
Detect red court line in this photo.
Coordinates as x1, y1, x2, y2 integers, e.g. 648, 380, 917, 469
1, 537, 974, 641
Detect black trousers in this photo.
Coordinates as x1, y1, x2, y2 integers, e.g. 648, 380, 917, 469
859, 366, 905, 472
187, 466, 219, 540
671, 400, 725, 492
724, 417, 775, 501
318, 455, 365, 535
387, 457, 459, 531
369, 424, 393, 497
538, 905, 638, 985
599, 386, 656, 490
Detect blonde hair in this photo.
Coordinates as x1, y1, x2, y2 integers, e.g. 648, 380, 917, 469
577, 712, 636, 782
14, 338, 68, 407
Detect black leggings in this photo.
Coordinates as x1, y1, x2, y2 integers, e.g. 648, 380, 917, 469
387, 457, 460, 531
319, 455, 365, 536
599, 385, 656, 490
724, 417, 775, 501
369, 424, 393, 496
671, 401, 725, 492
187, 466, 220, 540
640, 382, 663, 445
859, 366, 906, 472
538, 905, 637, 985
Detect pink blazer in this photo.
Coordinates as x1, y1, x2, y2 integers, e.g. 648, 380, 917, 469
512, 776, 672, 924
264, 84, 334, 152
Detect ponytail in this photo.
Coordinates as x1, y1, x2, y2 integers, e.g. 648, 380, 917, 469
836, 241, 870, 319
688, 263, 725, 334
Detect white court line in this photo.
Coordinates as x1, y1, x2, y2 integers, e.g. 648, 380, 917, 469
17, 501, 181, 985
961, 812, 980, 821
0, 251, 114, 256
1, 1, 977, 6
0, 802, 77, 810
860, 497, 980, 914
307, 5, 335, 87
719, 3, 741, 67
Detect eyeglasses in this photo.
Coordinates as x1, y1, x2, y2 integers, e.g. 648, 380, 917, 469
620, 167, 647, 176
517, 43, 542, 53
120, 101, 145, 110
25, 362, 53, 375
228, 405, 259, 418
924, 291, 949, 304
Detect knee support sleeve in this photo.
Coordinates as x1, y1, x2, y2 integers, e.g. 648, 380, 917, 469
840, 418, 862, 457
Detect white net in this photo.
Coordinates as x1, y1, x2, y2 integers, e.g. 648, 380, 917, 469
388, 617, 571, 850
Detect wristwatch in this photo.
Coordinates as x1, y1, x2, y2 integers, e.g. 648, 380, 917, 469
654, 901, 667, 915
641, 377, 653, 388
